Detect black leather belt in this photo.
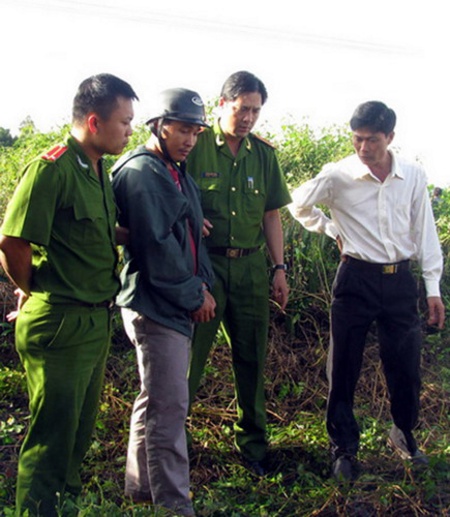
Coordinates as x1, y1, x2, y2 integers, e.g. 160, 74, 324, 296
208, 246, 260, 259
79, 300, 114, 309
343, 255, 410, 274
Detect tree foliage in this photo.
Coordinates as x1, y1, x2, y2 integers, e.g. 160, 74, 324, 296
276, 120, 353, 187
0, 128, 17, 148
0, 123, 70, 223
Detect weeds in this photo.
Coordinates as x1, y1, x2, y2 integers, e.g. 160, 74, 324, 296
1, 122, 450, 515
3, 306, 449, 515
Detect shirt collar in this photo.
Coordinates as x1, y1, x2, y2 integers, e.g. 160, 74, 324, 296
389, 152, 404, 179
352, 151, 404, 181
67, 135, 101, 175
213, 119, 252, 152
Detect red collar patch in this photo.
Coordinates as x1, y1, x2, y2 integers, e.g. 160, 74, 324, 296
42, 144, 68, 162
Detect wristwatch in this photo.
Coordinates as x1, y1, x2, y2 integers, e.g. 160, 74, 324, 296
273, 264, 288, 271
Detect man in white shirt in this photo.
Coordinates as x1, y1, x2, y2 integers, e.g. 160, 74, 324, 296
289, 101, 445, 481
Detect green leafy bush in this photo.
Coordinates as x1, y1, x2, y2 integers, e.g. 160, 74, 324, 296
1, 116, 449, 515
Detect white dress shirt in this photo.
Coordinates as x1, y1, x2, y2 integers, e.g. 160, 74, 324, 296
289, 151, 443, 297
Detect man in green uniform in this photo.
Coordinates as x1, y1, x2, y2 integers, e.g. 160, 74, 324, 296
0, 73, 138, 516
187, 71, 291, 475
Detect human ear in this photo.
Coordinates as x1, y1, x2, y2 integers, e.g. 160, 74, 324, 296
87, 114, 99, 134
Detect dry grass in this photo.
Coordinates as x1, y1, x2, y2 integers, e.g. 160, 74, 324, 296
1, 295, 449, 515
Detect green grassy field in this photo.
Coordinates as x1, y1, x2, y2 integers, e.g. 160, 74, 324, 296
1, 290, 449, 516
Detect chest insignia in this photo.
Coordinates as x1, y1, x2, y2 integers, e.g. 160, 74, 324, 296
41, 144, 68, 162
77, 154, 90, 169
202, 171, 220, 179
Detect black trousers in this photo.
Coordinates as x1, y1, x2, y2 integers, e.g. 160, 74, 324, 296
326, 258, 422, 459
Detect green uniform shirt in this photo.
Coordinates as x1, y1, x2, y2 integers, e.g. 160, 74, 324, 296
1, 136, 119, 304
187, 120, 292, 249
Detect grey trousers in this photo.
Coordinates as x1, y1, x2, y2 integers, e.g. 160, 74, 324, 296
122, 308, 194, 516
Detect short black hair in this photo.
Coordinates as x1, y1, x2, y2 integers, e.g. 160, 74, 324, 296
350, 101, 396, 135
72, 73, 138, 123
220, 71, 268, 105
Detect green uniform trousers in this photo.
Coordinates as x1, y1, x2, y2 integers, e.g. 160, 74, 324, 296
14, 297, 111, 516
188, 250, 269, 461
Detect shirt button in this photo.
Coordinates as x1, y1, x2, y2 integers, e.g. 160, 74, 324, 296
231, 211, 236, 216
231, 187, 236, 192
255, 189, 259, 194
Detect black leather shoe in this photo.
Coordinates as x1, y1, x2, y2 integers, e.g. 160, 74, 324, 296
332, 455, 360, 482
243, 457, 268, 477
388, 426, 429, 465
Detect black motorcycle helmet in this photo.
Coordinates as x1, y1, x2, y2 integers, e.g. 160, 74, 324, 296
146, 88, 208, 165
146, 88, 209, 128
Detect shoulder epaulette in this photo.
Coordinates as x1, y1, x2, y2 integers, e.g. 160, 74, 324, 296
252, 134, 277, 149
41, 144, 68, 162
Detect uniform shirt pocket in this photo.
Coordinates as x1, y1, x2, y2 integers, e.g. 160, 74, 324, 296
198, 174, 222, 216
69, 201, 107, 245
243, 178, 266, 222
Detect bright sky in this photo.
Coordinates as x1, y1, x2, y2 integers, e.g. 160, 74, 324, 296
1, 0, 449, 186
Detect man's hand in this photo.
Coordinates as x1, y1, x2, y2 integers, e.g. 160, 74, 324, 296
115, 226, 130, 246
6, 288, 29, 322
272, 270, 289, 311
336, 235, 343, 253
202, 218, 213, 238
427, 296, 445, 329
0, 235, 32, 295
191, 290, 216, 323
262, 209, 289, 311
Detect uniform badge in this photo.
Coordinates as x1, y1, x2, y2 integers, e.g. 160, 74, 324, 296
253, 134, 276, 149
202, 171, 220, 179
42, 144, 68, 162
77, 155, 89, 169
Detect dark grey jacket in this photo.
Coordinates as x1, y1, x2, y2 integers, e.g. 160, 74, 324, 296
111, 147, 214, 337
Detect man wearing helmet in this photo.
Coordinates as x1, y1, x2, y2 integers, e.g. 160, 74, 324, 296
187, 71, 291, 476
111, 88, 216, 516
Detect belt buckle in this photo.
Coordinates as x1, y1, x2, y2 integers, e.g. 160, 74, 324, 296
382, 264, 397, 274
226, 248, 241, 259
